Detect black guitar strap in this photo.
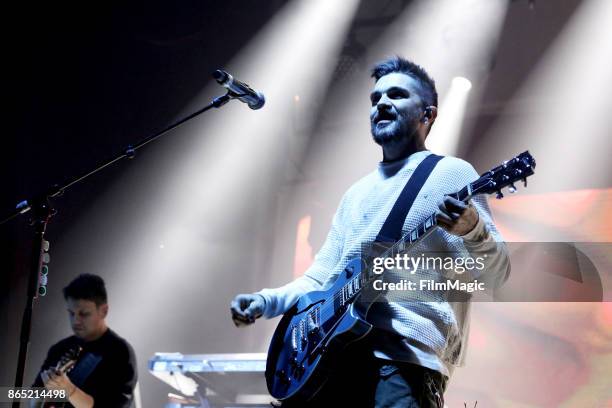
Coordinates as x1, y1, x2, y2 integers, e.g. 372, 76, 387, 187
68, 352, 102, 388
375, 153, 443, 243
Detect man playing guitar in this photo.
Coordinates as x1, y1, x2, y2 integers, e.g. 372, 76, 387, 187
231, 56, 511, 407
32, 274, 137, 408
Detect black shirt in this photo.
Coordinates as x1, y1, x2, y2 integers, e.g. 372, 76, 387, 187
33, 329, 137, 408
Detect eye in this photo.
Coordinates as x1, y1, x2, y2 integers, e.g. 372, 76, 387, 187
389, 89, 409, 99
370, 93, 380, 106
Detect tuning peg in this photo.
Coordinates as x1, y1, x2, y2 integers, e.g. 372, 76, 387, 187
496, 191, 504, 199
508, 183, 517, 194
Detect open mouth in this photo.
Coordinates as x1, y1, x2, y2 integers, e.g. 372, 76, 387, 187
374, 112, 396, 125
375, 118, 395, 128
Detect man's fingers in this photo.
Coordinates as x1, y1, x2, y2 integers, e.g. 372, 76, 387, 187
437, 202, 458, 221
444, 196, 468, 213
230, 299, 242, 314
438, 196, 469, 223
230, 305, 249, 322
59, 360, 75, 373
231, 295, 251, 314
436, 210, 453, 225
232, 314, 252, 327
436, 210, 459, 234
437, 198, 479, 236
244, 303, 262, 319
230, 295, 258, 327
240, 296, 253, 310
43, 371, 60, 389
232, 311, 254, 327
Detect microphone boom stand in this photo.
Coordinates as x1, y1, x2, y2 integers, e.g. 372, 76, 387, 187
3, 92, 235, 407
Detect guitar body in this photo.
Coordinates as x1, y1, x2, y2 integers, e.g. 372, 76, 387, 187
266, 257, 375, 401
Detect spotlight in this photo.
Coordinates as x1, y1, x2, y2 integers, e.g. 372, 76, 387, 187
452, 76, 472, 92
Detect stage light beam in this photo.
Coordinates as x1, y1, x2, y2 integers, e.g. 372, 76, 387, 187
426, 76, 473, 156
106, 0, 361, 342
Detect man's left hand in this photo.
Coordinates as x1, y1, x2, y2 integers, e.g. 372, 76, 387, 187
436, 196, 479, 236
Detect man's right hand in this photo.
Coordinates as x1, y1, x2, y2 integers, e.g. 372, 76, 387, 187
230, 294, 266, 327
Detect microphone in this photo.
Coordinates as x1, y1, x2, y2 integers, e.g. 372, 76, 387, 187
212, 69, 265, 110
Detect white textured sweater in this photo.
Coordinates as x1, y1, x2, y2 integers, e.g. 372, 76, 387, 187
257, 150, 510, 376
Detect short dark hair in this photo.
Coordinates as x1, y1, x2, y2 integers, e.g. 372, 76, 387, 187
63, 274, 108, 306
371, 56, 438, 108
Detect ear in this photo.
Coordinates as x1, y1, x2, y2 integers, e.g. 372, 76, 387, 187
421, 106, 438, 139
99, 303, 109, 318
424, 105, 438, 123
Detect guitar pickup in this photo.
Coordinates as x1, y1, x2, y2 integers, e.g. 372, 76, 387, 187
291, 326, 299, 353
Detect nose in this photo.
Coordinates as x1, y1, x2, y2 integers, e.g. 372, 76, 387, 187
376, 94, 392, 111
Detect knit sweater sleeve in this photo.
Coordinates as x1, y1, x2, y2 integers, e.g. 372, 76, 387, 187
255, 193, 348, 318
450, 159, 511, 288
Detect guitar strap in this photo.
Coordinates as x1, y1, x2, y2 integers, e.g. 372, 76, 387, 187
68, 352, 102, 388
375, 153, 443, 243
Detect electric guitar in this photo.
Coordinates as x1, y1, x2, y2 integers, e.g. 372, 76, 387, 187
265, 151, 536, 401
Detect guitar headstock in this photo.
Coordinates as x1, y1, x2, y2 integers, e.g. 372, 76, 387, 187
470, 151, 535, 199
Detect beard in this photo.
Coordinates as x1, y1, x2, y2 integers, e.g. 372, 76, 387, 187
370, 116, 417, 147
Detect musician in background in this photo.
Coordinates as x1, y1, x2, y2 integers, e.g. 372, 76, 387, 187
231, 56, 510, 407
32, 274, 137, 408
